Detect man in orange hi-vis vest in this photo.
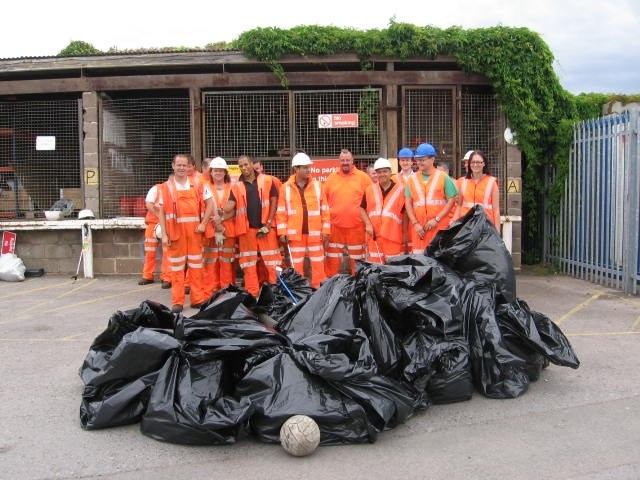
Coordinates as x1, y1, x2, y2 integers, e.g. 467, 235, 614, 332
323, 148, 373, 277
158, 154, 215, 314
404, 143, 458, 253
138, 183, 171, 288
223, 155, 282, 297
360, 158, 405, 264
276, 152, 330, 288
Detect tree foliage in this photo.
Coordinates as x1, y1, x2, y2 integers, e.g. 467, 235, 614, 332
58, 40, 101, 56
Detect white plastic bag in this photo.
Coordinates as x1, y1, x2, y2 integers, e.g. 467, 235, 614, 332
0, 253, 26, 281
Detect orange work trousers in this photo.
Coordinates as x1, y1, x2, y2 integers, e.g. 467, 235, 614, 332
167, 225, 206, 307
287, 235, 326, 289
237, 228, 282, 296
325, 225, 365, 277
202, 236, 237, 298
365, 235, 403, 264
142, 222, 170, 282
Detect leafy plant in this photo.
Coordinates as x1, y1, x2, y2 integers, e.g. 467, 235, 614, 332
58, 40, 101, 56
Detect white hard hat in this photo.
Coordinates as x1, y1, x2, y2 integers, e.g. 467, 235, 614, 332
154, 223, 162, 239
78, 209, 95, 219
463, 150, 474, 160
209, 156, 228, 170
292, 152, 312, 167
373, 157, 392, 170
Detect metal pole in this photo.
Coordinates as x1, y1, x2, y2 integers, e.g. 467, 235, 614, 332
623, 108, 639, 294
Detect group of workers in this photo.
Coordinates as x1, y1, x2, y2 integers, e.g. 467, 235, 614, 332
138, 144, 501, 313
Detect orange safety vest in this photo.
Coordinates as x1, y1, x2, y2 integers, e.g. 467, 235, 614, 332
391, 171, 415, 189
407, 169, 447, 226
160, 177, 213, 241
212, 183, 236, 238
232, 174, 275, 236
456, 175, 498, 226
144, 184, 161, 225
364, 181, 404, 242
276, 175, 330, 241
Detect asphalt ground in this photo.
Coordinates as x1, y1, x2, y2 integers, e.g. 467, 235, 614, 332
0, 268, 639, 480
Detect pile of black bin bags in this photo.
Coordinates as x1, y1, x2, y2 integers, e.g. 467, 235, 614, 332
79, 206, 580, 446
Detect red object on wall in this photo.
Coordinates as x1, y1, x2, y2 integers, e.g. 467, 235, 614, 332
132, 197, 146, 217
119, 196, 134, 216
2, 231, 16, 254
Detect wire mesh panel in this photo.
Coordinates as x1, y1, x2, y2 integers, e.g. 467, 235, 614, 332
295, 89, 380, 159
100, 94, 190, 218
0, 98, 81, 219
461, 88, 506, 197
403, 87, 455, 166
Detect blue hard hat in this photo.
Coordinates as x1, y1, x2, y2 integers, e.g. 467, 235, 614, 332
398, 147, 414, 158
414, 143, 437, 158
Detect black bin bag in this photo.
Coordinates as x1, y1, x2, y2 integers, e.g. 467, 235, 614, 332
496, 298, 580, 370
141, 315, 286, 445
80, 327, 180, 430
235, 350, 377, 445
427, 205, 516, 304
278, 274, 358, 342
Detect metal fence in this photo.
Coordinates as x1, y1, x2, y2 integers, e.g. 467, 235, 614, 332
0, 98, 81, 218
100, 93, 191, 218
544, 109, 640, 294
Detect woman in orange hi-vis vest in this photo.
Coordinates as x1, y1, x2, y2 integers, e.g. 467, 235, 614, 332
360, 158, 405, 264
202, 157, 237, 297
404, 143, 458, 252
453, 150, 501, 230
223, 155, 281, 297
158, 154, 215, 314
276, 152, 330, 288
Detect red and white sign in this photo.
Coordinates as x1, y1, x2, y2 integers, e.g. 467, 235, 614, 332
1, 231, 16, 255
317, 113, 359, 129
308, 160, 340, 183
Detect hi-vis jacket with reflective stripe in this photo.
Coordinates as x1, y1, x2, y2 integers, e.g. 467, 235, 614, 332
144, 184, 161, 225
364, 181, 404, 242
276, 175, 330, 241
407, 169, 447, 224
232, 174, 276, 236
455, 175, 498, 226
159, 177, 213, 241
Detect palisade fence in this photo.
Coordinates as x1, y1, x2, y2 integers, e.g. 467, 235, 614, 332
544, 109, 640, 294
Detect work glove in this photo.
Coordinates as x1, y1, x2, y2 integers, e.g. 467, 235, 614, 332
215, 231, 225, 247
256, 225, 270, 238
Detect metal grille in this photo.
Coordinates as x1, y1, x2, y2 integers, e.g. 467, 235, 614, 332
100, 94, 190, 218
294, 89, 380, 159
544, 110, 639, 294
403, 87, 455, 167
0, 98, 81, 219
461, 88, 506, 205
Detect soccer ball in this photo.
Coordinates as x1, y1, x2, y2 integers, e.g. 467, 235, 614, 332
280, 415, 321, 457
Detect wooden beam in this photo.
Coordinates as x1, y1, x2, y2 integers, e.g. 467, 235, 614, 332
0, 70, 489, 95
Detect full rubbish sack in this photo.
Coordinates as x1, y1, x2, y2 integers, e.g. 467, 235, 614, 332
78, 207, 579, 445
0, 252, 26, 281
427, 205, 516, 303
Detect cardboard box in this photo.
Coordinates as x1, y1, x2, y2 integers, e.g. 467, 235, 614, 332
60, 188, 85, 209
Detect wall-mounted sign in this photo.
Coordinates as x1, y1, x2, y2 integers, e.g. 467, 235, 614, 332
36, 136, 56, 150
506, 177, 521, 193
318, 114, 359, 129
85, 168, 99, 185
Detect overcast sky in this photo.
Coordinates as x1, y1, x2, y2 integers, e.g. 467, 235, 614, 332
2, 0, 638, 94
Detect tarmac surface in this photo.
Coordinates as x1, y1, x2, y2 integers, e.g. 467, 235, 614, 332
0, 267, 639, 480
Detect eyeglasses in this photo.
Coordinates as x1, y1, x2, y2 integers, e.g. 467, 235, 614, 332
469, 161, 484, 165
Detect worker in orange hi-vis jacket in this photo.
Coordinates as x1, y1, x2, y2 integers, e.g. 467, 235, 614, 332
323, 148, 373, 277
138, 183, 172, 288
391, 147, 416, 253
404, 143, 458, 253
158, 154, 215, 314
222, 154, 282, 297
201, 156, 237, 297
276, 152, 330, 289
360, 158, 405, 264
452, 149, 501, 231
